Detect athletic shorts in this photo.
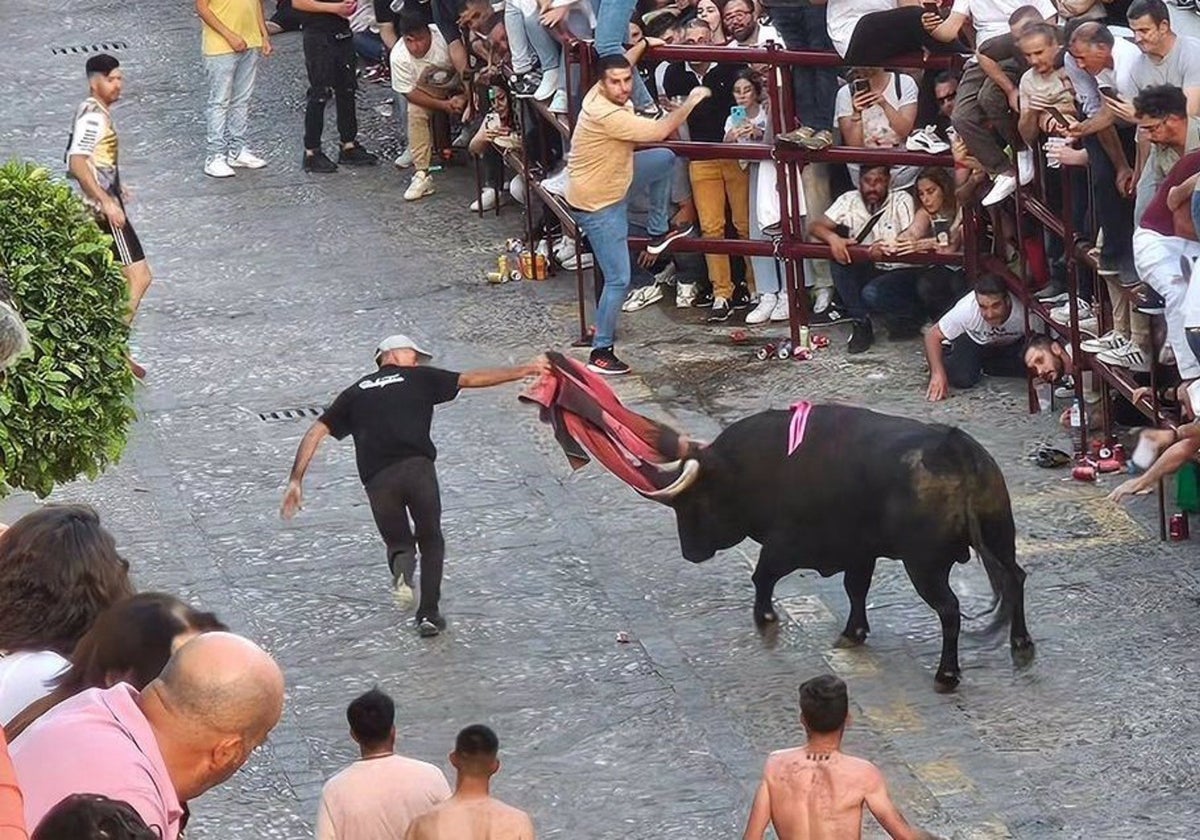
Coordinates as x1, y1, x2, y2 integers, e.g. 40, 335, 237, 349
98, 215, 145, 266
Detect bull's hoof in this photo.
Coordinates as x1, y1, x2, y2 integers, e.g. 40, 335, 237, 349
754, 609, 779, 627
834, 628, 869, 648
933, 670, 961, 693
1011, 636, 1036, 668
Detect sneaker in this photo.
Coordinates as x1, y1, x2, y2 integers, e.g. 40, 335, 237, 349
1096, 255, 1122, 278
404, 171, 435, 201
338, 143, 379, 166
393, 576, 415, 607
769, 291, 790, 322
981, 172, 1017, 207
541, 166, 570, 196
810, 305, 851, 325
1128, 282, 1166, 315
509, 70, 541, 98
204, 156, 236, 178
654, 262, 677, 286
645, 222, 694, 255
1079, 330, 1130, 354
587, 346, 631, 375
730, 285, 753, 310
777, 126, 814, 145
416, 613, 447, 637
779, 126, 833, 150
561, 251, 594, 270
905, 125, 950, 154
1078, 316, 1100, 338
847, 319, 874, 354
1097, 341, 1151, 373
813, 287, 833, 314
549, 89, 569, 114
762, 222, 783, 238
1050, 299, 1093, 325
622, 284, 664, 312
470, 186, 497, 212
394, 147, 414, 168
227, 148, 267, 169
692, 289, 715, 308
708, 297, 732, 322
533, 67, 560, 101
745, 292, 777, 325
1017, 149, 1034, 186
675, 281, 697, 308
303, 150, 338, 173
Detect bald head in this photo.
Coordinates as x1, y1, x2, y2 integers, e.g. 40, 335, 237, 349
155, 632, 284, 739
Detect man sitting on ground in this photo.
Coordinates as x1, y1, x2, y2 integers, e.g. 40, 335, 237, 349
742, 675, 936, 840
924, 274, 1027, 401
404, 724, 534, 840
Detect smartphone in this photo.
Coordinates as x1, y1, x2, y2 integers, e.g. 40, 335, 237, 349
730, 104, 747, 126
1045, 106, 1069, 128
1098, 85, 1118, 99
852, 77, 870, 97
922, 0, 939, 12
932, 217, 951, 247
484, 112, 501, 131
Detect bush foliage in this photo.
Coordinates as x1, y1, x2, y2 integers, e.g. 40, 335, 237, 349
0, 160, 135, 498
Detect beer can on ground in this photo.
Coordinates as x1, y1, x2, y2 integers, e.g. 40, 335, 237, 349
1170, 513, 1190, 541
1072, 465, 1096, 482
798, 325, 810, 350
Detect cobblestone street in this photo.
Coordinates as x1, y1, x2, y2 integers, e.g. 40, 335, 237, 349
3, 1, 1200, 837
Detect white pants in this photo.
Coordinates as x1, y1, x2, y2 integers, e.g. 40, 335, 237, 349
1132, 227, 1200, 380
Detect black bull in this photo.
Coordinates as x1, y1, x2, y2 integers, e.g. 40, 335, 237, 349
641, 405, 1034, 691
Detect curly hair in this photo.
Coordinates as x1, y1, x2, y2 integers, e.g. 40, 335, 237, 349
0, 504, 133, 656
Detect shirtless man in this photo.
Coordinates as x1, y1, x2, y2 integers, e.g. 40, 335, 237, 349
405, 724, 534, 840
743, 675, 936, 840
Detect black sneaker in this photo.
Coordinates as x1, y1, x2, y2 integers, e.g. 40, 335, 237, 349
416, 613, 447, 637
847, 319, 874, 354
692, 289, 715, 308
587, 346, 631, 376
509, 72, 540, 98
810, 306, 850, 325
708, 297, 732, 322
303, 150, 338, 173
730, 285, 753, 310
339, 143, 379, 166
1128, 282, 1165, 315
762, 222, 782, 238
645, 222, 695, 256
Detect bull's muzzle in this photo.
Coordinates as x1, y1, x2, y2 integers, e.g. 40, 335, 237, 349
639, 459, 701, 502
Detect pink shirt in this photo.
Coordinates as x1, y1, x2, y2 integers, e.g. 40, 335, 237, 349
0, 725, 27, 840
317, 754, 450, 840
7, 685, 182, 838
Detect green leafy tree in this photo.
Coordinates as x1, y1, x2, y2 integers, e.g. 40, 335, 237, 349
0, 161, 135, 498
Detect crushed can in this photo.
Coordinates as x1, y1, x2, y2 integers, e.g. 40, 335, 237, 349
792, 347, 813, 361
730, 329, 749, 345
811, 333, 830, 350
755, 343, 776, 361
485, 271, 505, 284
505, 237, 525, 252
615, 631, 632, 644
776, 339, 793, 360
1170, 512, 1190, 541
1072, 465, 1097, 482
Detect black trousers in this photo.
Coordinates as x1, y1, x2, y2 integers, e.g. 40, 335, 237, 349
364, 456, 445, 619
944, 335, 1026, 389
303, 29, 358, 151
843, 8, 959, 66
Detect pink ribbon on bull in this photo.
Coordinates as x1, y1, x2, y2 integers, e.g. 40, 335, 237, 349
787, 401, 813, 456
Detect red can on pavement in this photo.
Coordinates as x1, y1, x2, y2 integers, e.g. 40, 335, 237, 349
1072, 465, 1096, 482
1170, 513, 1190, 541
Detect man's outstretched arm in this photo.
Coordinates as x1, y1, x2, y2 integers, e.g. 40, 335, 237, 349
281, 421, 332, 518
458, 356, 550, 389
742, 778, 771, 840
864, 768, 941, 840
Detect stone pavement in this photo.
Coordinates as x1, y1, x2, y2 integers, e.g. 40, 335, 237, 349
2, 2, 1200, 838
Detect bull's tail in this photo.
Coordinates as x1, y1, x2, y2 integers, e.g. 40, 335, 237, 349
953, 431, 1026, 637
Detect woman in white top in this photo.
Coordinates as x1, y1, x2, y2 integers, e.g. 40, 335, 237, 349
0, 505, 133, 723
827, 0, 961, 65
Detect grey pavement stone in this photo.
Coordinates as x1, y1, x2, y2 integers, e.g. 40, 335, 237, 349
3, 2, 1200, 838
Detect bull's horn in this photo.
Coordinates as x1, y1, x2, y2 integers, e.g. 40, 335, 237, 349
639, 459, 701, 501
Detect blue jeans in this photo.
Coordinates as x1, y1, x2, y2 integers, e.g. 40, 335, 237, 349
765, 5, 836, 132
204, 50, 259, 159
830, 261, 875, 322
353, 30, 386, 63
576, 149, 674, 349
592, 0, 653, 110
747, 162, 782, 294
506, 0, 562, 74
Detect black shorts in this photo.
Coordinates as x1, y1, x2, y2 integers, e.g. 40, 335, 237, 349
98, 216, 145, 266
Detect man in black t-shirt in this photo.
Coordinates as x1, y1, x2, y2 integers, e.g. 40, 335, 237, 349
281, 335, 547, 637
294, 0, 381, 172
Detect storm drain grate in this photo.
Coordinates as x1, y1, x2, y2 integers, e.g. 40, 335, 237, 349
257, 406, 323, 423
51, 42, 129, 56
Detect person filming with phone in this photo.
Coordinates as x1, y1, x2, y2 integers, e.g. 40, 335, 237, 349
836, 67, 921, 191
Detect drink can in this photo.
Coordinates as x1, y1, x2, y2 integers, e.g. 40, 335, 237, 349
1170, 513, 1189, 541
498, 254, 508, 275
755, 344, 774, 361
1072, 465, 1096, 482
798, 325, 810, 350
776, 339, 793, 360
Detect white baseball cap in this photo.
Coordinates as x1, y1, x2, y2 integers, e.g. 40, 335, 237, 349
375, 334, 432, 361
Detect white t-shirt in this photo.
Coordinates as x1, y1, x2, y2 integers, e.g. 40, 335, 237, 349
950, 0, 1056, 48
825, 0, 894, 58
834, 73, 920, 190
1064, 36, 1141, 118
937, 290, 1027, 345
824, 188, 915, 270
390, 26, 451, 96
0, 650, 69, 723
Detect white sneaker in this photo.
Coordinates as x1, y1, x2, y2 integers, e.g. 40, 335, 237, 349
227, 148, 267, 169
770, 291, 790, 321
561, 251, 594, 270
554, 237, 575, 263
1079, 330, 1128, 354
204, 157, 235, 178
1079, 316, 1100, 338
654, 262, 677, 286
1050, 299, 1092, 325
549, 89, 569, 114
981, 173, 1017, 206
813, 287, 833, 314
676, 281, 697, 308
394, 148, 414, 169
622, 284, 664, 312
1017, 149, 1034, 185
541, 166, 570, 196
533, 67, 561, 102
1097, 341, 1151, 373
404, 171, 435, 201
905, 125, 950, 154
470, 187, 497, 212
745, 292, 777, 325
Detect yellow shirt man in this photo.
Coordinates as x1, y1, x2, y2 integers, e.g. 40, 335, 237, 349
200, 0, 265, 55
